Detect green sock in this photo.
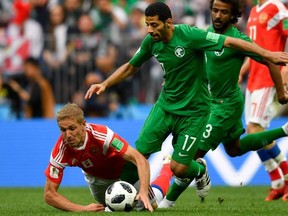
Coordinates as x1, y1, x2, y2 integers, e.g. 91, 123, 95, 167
120, 161, 139, 184
186, 159, 205, 179
166, 160, 204, 202
166, 177, 192, 201
240, 128, 285, 155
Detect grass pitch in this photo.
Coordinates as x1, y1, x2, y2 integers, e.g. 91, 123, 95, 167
0, 186, 287, 216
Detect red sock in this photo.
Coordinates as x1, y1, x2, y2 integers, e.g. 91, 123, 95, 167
151, 164, 173, 196
279, 161, 288, 176
269, 167, 284, 189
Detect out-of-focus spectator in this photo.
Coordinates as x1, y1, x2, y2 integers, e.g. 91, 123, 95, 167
67, 13, 117, 92
0, 73, 22, 119
29, 0, 58, 32
5, 0, 43, 75
72, 72, 113, 117
0, 1, 13, 25
8, 57, 55, 119
89, 0, 128, 46
42, 4, 68, 103
63, 0, 83, 34
43, 4, 68, 71
119, 1, 159, 104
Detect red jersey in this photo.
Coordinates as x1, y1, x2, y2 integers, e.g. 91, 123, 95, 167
44, 123, 129, 184
246, 0, 288, 91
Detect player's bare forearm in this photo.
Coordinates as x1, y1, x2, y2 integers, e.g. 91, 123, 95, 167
85, 63, 138, 99
264, 60, 288, 104
281, 65, 288, 86
103, 63, 137, 88
44, 180, 105, 212
123, 146, 153, 212
224, 37, 288, 65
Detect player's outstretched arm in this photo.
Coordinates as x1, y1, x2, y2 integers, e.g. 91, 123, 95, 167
224, 37, 288, 65
122, 146, 154, 212
44, 179, 105, 212
84, 63, 138, 99
281, 66, 288, 90
261, 59, 288, 104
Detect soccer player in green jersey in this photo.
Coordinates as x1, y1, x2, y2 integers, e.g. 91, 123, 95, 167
158, 0, 288, 208
85, 2, 288, 210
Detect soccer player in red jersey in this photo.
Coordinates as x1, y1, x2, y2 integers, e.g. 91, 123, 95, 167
44, 103, 172, 212
240, 0, 288, 201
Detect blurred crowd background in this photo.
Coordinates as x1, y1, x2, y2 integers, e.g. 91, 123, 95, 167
0, 0, 285, 120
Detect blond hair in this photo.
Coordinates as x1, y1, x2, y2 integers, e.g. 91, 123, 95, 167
57, 103, 84, 123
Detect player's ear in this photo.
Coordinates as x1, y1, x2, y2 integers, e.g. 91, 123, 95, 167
166, 18, 173, 28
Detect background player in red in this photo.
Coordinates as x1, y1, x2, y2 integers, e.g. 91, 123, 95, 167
44, 103, 167, 212
240, 0, 288, 201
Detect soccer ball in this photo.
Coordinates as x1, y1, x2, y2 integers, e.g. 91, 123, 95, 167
105, 181, 137, 212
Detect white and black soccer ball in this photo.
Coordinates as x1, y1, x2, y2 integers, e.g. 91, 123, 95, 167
105, 180, 137, 212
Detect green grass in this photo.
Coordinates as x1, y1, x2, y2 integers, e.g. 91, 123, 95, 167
0, 186, 287, 216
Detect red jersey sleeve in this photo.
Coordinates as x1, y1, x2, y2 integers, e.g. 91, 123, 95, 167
44, 136, 65, 184
109, 132, 129, 156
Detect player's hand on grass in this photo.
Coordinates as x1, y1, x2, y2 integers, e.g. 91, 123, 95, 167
85, 83, 106, 99
84, 203, 105, 212
135, 193, 154, 212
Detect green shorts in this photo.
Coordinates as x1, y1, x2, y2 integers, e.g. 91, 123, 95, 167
136, 103, 209, 166
199, 96, 245, 152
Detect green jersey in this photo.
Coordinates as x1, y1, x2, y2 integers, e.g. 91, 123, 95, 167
129, 24, 226, 116
205, 26, 261, 99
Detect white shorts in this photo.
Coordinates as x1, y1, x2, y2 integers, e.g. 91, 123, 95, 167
244, 87, 280, 128
83, 171, 120, 204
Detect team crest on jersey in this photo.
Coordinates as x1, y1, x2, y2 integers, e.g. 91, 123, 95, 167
174, 46, 185, 58
89, 146, 99, 154
258, 12, 268, 24
49, 166, 59, 178
214, 49, 224, 56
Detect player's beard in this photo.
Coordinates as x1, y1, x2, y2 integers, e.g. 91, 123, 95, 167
150, 33, 161, 41
212, 19, 230, 33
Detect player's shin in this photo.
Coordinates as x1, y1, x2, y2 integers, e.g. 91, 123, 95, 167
159, 177, 192, 208
239, 128, 286, 155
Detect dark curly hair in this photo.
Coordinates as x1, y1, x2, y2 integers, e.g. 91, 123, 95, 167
209, 0, 243, 24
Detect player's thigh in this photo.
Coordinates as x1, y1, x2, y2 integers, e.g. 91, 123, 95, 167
245, 87, 279, 128
83, 172, 119, 204
172, 114, 208, 166
199, 105, 244, 151
136, 104, 172, 155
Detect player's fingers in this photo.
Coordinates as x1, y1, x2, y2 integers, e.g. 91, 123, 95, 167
144, 200, 154, 212
84, 89, 92, 100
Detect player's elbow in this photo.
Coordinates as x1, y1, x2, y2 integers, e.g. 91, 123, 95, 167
44, 190, 56, 205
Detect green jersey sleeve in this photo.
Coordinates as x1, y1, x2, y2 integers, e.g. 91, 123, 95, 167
129, 35, 153, 67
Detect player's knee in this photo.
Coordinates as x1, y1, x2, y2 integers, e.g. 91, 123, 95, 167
226, 149, 241, 157
224, 141, 241, 157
